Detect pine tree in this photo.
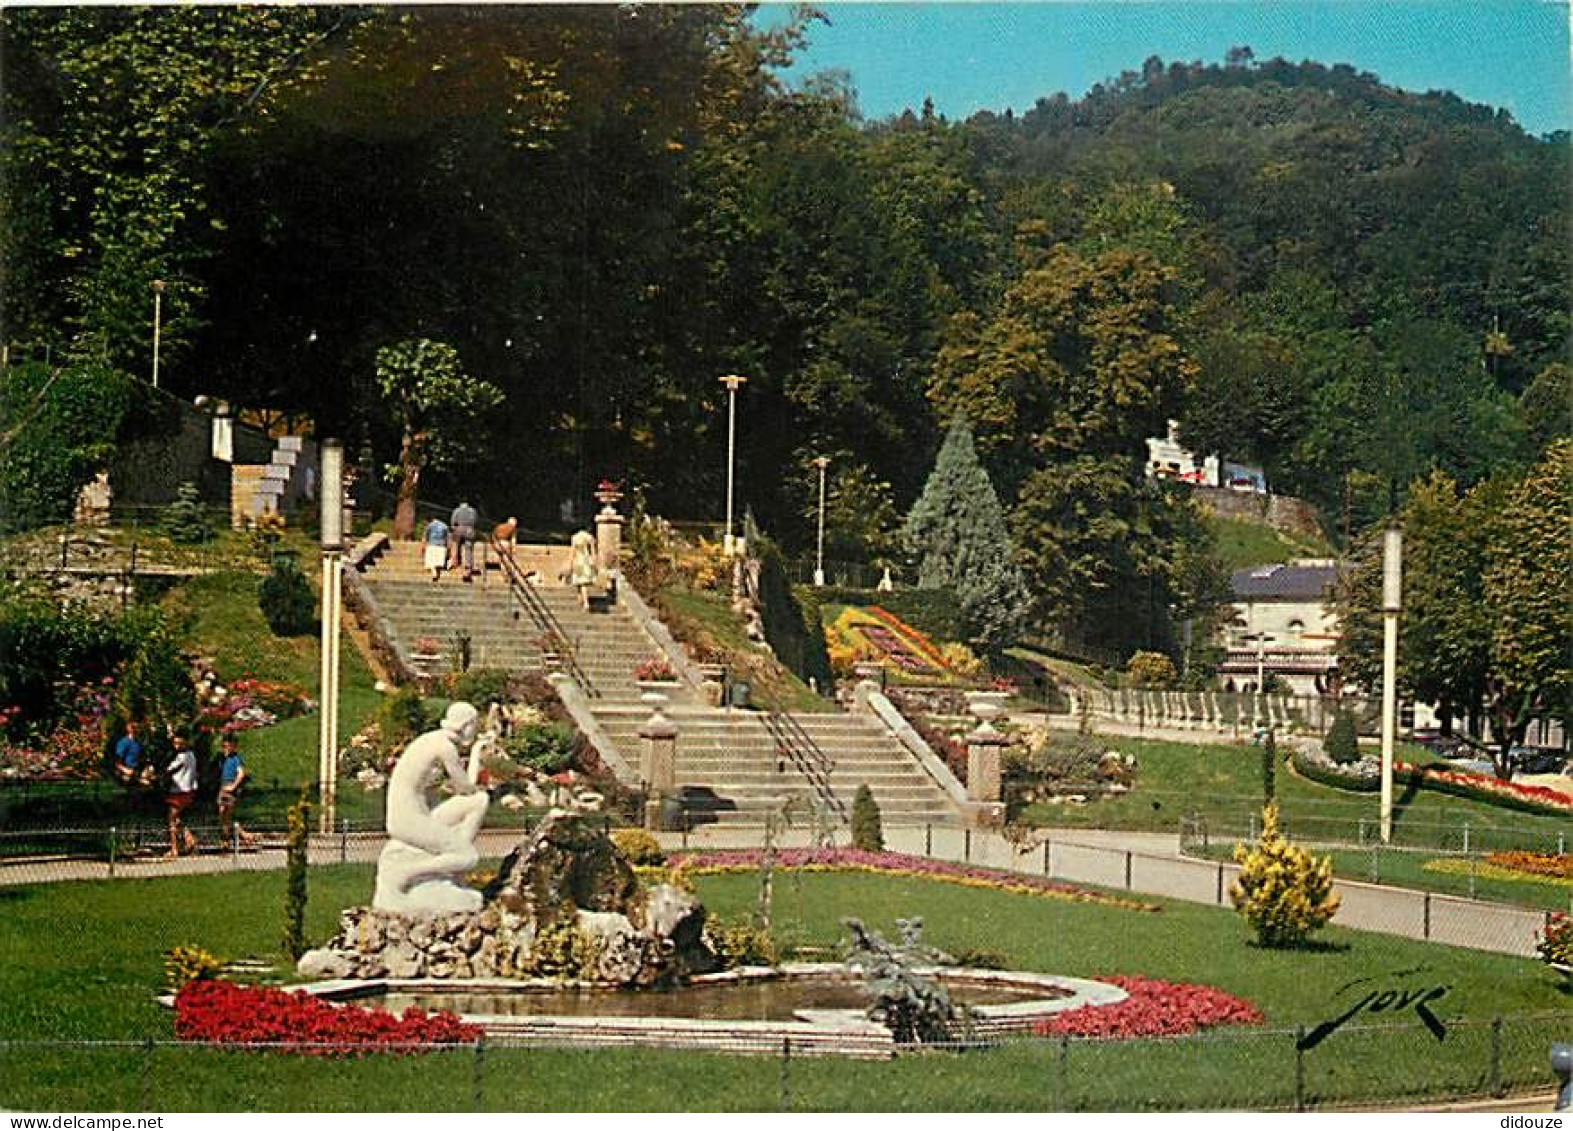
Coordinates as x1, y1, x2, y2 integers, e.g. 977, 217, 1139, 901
851, 783, 885, 852
901, 418, 1031, 653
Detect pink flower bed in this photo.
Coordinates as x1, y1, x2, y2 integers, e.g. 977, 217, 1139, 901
672, 848, 1161, 912
1035, 975, 1264, 1039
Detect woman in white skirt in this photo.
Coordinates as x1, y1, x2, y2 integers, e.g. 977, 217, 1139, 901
422, 516, 451, 582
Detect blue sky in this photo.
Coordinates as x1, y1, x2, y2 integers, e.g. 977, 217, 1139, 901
760, 2, 1571, 137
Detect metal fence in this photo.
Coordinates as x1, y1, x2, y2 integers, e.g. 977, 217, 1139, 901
0, 1016, 1566, 1111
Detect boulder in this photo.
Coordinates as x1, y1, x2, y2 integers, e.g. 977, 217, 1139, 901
296, 947, 353, 980
485, 810, 642, 925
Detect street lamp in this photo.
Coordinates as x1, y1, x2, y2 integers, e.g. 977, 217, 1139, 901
150, 280, 166, 388
317, 439, 345, 834
1380, 526, 1403, 844
812, 455, 830, 586
719, 373, 747, 556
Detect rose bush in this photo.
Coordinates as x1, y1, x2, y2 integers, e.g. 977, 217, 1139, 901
175, 980, 479, 1055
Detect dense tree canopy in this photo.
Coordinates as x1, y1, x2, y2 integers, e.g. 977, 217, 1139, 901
3, 10, 1567, 666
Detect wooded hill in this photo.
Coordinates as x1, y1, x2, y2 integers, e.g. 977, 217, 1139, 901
3, 7, 1567, 662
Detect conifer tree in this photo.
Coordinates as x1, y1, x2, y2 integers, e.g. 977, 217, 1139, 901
901, 419, 1031, 652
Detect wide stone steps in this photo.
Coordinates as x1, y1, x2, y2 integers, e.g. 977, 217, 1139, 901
359, 540, 960, 825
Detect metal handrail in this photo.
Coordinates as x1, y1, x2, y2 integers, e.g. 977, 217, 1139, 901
494, 546, 599, 699
764, 711, 846, 823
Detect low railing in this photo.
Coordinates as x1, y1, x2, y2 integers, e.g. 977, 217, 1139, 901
762, 712, 846, 825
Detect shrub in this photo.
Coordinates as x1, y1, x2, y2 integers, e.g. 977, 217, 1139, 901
1125, 651, 1178, 689
445, 667, 513, 708
708, 920, 779, 969
851, 784, 885, 852
165, 945, 225, 991
1324, 710, 1360, 765
163, 482, 212, 544
503, 722, 578, 774
610, 828, 665, 866
1230, 802, 1340, 948
377, 687, 430, 751
750, 527, 832, 689
940, 642, 984, 678
945, 947, 1009, 970
258, 557, 315, 636
282, 791, 310, 961
525, 920, 602, 980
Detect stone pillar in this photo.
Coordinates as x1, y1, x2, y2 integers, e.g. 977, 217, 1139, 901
595, 506, 623, 576
966, 729, 1006, 804
639, 694, 677, 831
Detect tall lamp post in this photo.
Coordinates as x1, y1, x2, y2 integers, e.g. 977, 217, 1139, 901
317, 439, 345, 835
1379, 526, 1403, 844
719, 373, 747, 556
150, 280, 166, 388
812, 455, 830, 586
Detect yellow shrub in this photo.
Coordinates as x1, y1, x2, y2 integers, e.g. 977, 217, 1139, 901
940, 642, 983, 677
1230, 802, 1340, 947
611, 828, 666, 865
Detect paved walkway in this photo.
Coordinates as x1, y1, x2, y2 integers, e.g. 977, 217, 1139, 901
1, 821, 1549, 957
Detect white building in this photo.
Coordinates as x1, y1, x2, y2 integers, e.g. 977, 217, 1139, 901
1145, 419, 1268, 493
1219, 560, 1340, 697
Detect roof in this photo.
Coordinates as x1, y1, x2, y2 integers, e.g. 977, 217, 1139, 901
1231, 562, 1338, 601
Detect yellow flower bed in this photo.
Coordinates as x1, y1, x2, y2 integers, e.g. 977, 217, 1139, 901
1421, 858, 1573, 888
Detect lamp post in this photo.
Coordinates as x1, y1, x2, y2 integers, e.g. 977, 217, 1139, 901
1380, 526, 1402, 844
719, 373, 747, 556
150, 280, 166, 388
317, 439, 345, 834
812, 455, 830, 586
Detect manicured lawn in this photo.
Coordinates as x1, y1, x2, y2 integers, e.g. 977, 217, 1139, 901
655, 585, 833, 713
0, 862, 1564, 1110
1015, 737, 1571, 857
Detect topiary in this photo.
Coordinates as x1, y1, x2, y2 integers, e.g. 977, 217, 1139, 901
1323, 710, 1360, 765
1230, 802, 1340, 948
258, 557, 315, 636
851, 783, 885, 852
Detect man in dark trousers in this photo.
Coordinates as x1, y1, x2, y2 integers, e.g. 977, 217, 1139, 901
450, 500, 478, 581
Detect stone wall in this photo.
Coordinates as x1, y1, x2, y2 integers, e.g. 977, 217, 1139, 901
1191, 487, 1325, 541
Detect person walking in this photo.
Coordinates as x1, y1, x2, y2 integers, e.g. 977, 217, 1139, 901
164, 733, 199, 858
422, 515, 450, 583
569, 529, 597, 611
216, 734, 258, 849
450, 501, 479, 581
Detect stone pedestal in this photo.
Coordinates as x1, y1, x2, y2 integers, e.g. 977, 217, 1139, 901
595, 506, 623, 575
966, 730, 1006, 804
639, 699, 678, 831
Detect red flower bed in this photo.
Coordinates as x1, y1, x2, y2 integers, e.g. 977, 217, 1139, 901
1395, 761, 1573, 815
1035, 976, 1263, 1040
175, 980, 479, 1055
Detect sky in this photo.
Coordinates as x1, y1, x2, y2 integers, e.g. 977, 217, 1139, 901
760, 2, 1572, 137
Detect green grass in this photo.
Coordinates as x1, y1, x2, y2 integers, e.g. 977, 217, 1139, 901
1014, 737, 1571, 857
1209, 515, 1332, 570
655, 585, 834, 713
0, 864, 1565, 1110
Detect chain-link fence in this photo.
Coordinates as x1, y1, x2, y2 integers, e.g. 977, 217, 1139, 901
0, 1015, 1566, 1111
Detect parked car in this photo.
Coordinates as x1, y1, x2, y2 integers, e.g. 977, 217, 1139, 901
1507, 746, 1568, 776
1409, 729, 1474, 760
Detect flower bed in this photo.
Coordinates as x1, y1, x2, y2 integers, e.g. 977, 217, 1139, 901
1421, 858, 1573, 889
175, 980, 478, 1055
671, 848, 1161, 912
1291, 747, 1572, 817
199, 677, 314, 735
1034, 975, 1263, 1040
1485, 851, 1573, 879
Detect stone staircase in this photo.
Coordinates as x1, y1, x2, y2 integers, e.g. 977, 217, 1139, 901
229, 434, 317, 527
358, 541, 960, 826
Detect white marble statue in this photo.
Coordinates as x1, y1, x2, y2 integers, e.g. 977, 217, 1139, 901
373, 701, 491, 914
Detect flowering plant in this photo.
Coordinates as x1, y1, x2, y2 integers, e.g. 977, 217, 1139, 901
412, 636, 442, 655
1394, 761, 1573, 815
1485, 851, 1573, 880
1034, 976, 1263, 1039
1536, 912, 1571, 968
175, 980, 479, 1055
671, 848, 1161, 912
199, 677, 313, 734
634, 657, 677, 682
0, 681, 115, 781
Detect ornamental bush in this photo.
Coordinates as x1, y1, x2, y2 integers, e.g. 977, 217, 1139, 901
258, 556, 315, 636
610, 828, 665, 865
1324, 710, 1360, 765
708, 920, 779, 969
163, 482, 212, 544
1230, 802, 1340, 948
851, 783, 885, 852
1125, 650, 1178, 689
